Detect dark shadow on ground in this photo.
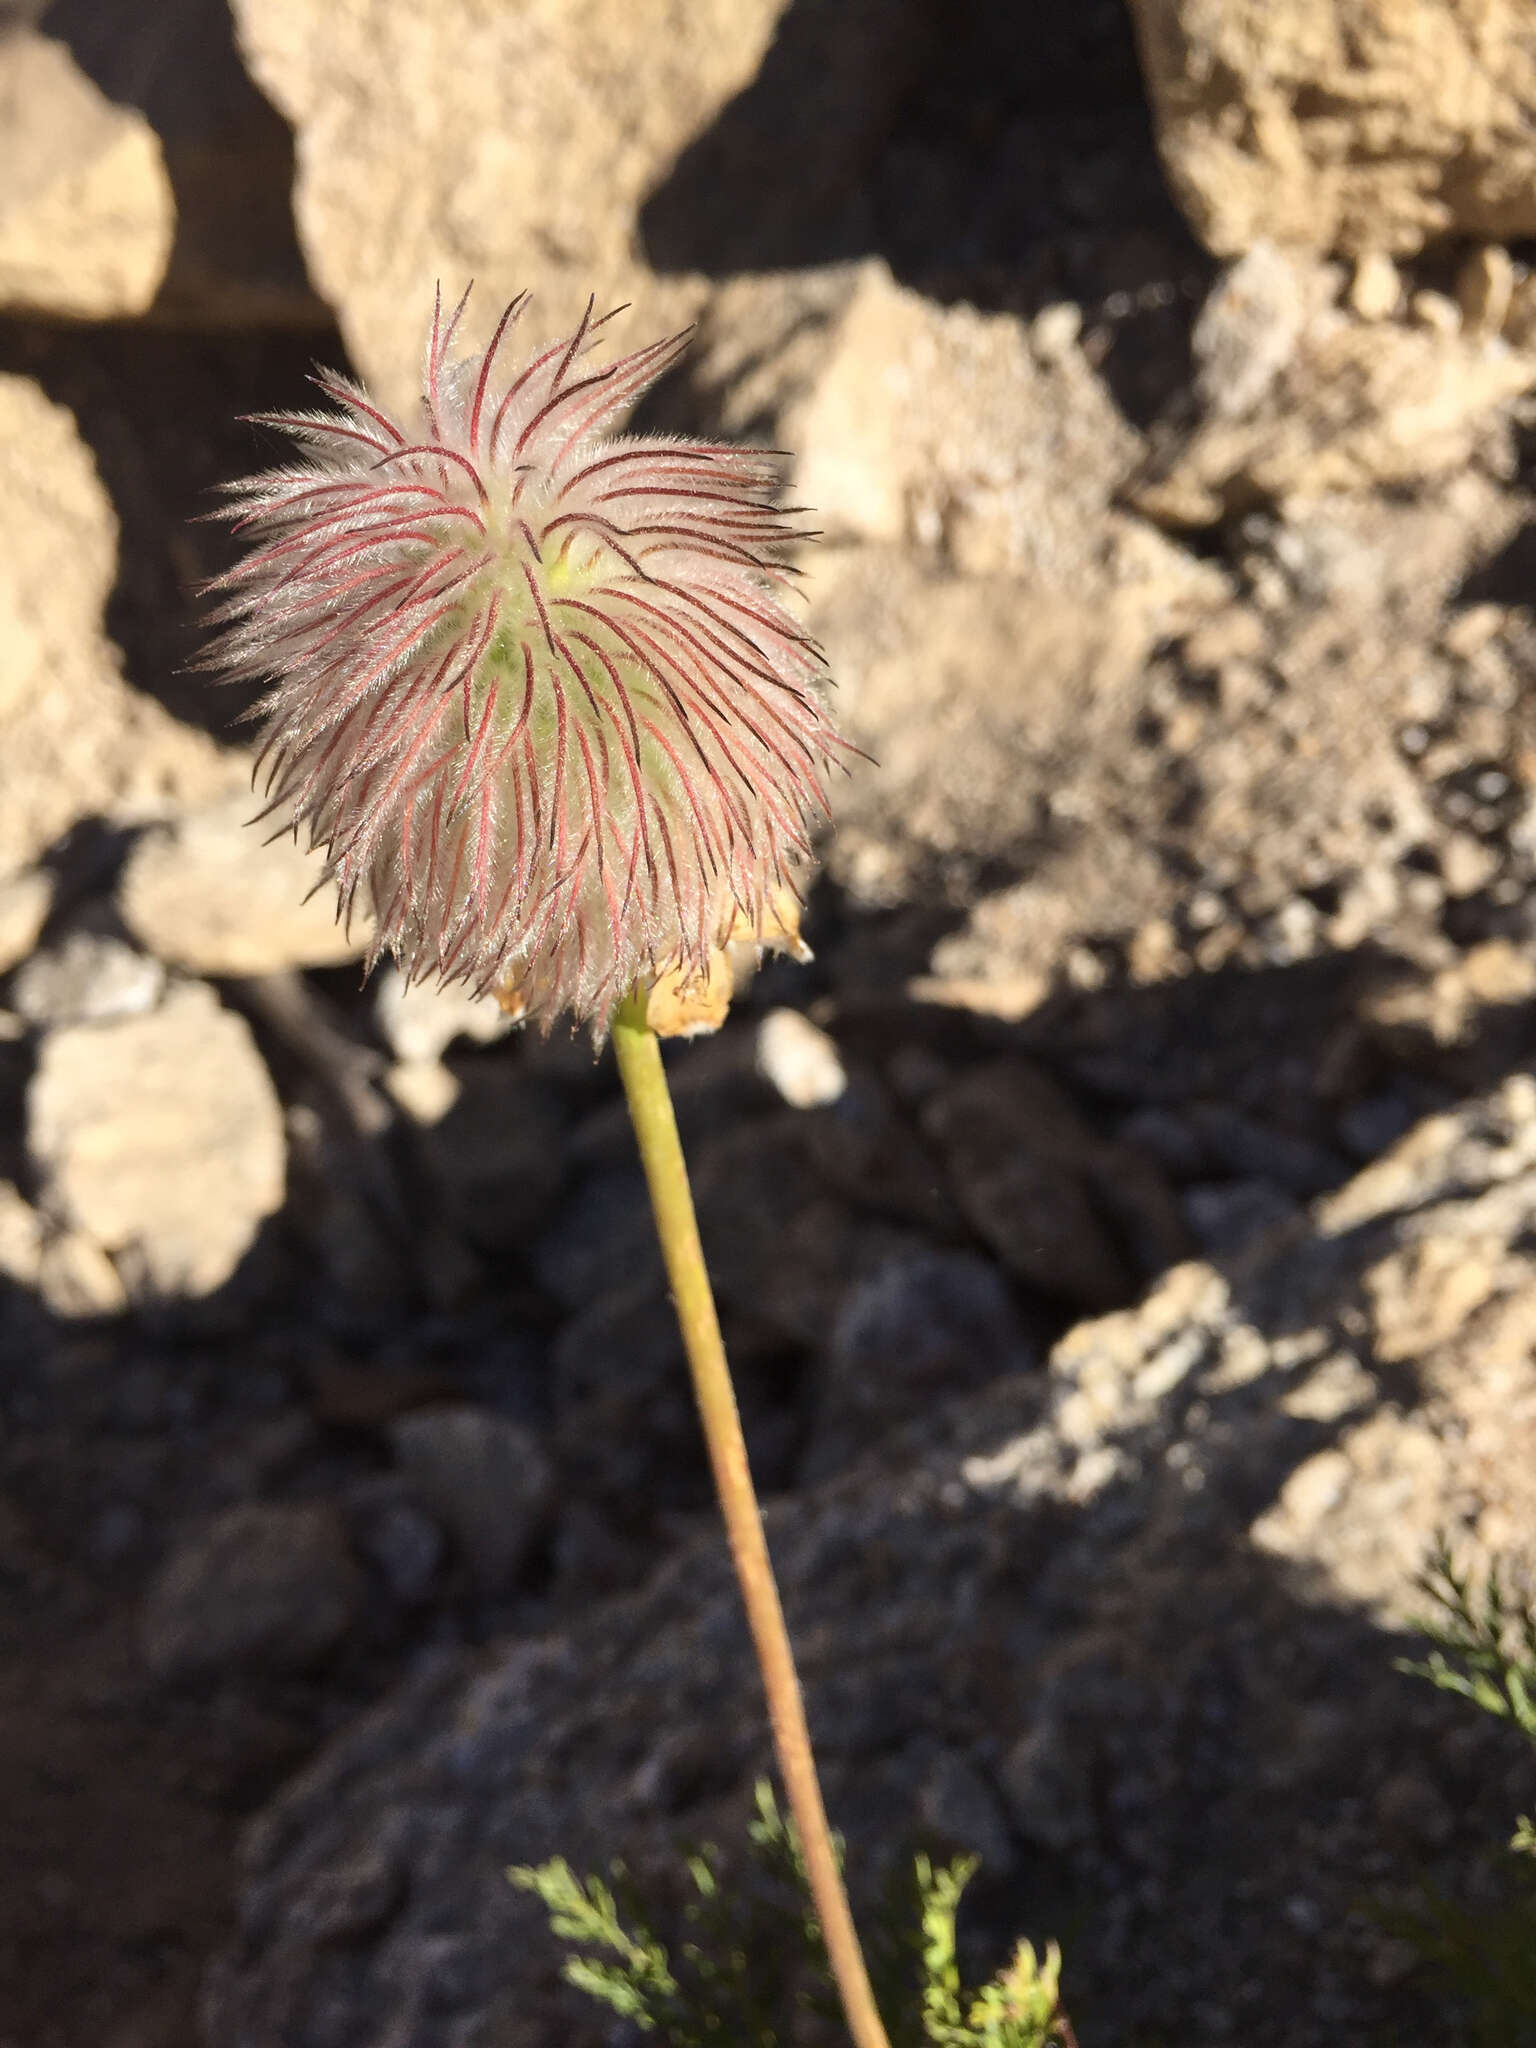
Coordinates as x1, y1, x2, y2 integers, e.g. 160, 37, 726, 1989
1457, 519, 1536, 610
38, 0, 328, 329
639, 0, 1213, 430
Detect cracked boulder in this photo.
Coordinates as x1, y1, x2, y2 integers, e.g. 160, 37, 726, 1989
1127, 0, 1536, 258
207, 1075, 1536, 2047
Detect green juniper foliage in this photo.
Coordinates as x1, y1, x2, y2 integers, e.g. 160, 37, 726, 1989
509, 1781, 1070, 2048
911, 1853, 1064, 2048
1396, 1536, 1536, 1747
1384, 1537, 1536, 2044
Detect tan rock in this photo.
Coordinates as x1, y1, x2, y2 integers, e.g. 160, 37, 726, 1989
787, 260, 1143, 579
372, 964, 512, 1066
1360, 939, 1536, 1054
895, 465, 1519, 1006
687, 265, 870, 443
1135, 249, 1536, 525
1248, 1416, 1450, 1606
0, 30, 173, 317
230, 0, 787, 409
795, 273, 1227, 945
36, 1229, 129, 1320
755, 1009, 847, 1111
28, 980, 286, 1300
383, 1059, 460, 1128
1347, 251, 1400, 322
1506, 271, 1536, 350
811, 545, 1193, 916
1408, 289, 1461, 339
0, 1177, 128, 1318
0, 376, 242, 877
1455, 244, 1516, 339
40, 0, 327, 328
1189, 241, 1332, 419
12, 931, 165, 1028
0, 868, 52, 976
119, 793, 367, 977
1127, 0, 1536, 258
1128, 917, 1183, 985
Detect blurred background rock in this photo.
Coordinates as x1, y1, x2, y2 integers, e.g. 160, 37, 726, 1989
1, 4, 1535, 2046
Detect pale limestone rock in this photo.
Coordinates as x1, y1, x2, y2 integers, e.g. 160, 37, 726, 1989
12, 932, 165, 1028
0, 1180, 40, 1291
119, 793, 367, 977
0, 1176, 128, 1318
36, 1229, 128, 1319
372, 964, 511, 1067
755, 1008, 846, 1111
809, 542, 1217, 919
0, 868, 52, 976
1189, 242, 1332, 419
40, 0, 326, 328
0, 30, 174, 317
1359, 940, 1536, 1055
787, 260, 1143, 580
1348, 251, 1400, 322
0, 376, 241, 877
383, 1060, 461, 1128
1409, 289, 1461, 339
790, 265, 1225, 945
28, 980, 285, 1300
1135, 250, 1536, 527
230, 0, 786, 410
902, 462, 1519, 1015
1456, 244, 1516, 339
1127, 0, 1536, 258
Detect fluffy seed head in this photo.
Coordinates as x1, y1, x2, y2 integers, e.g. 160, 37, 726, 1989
205, 287, 848, 1031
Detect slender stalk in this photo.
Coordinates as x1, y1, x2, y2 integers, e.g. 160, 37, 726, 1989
612, 989, 892, 2048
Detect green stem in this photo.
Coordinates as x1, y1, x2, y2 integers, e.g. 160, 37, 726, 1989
612, 989, 891, 2048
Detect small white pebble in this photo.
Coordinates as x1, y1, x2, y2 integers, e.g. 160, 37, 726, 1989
1031, 301, 1082, 364
1187, 889, 1226, 931
373, 963, 512, 1065
385, 1059, 461, 1126
756, 1008, 846, 1110
1409, 289, 1461, 338
1347, 251, 1399, 322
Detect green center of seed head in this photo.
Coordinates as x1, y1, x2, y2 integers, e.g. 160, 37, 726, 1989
458, 544, 602, 732
439, 545, 668, 832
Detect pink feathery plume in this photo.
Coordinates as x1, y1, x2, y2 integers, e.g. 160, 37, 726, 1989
203, 286, 849, 1032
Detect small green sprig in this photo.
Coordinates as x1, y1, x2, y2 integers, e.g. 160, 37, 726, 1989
506, 1858, 684, 2033
1382, 1537, 1536, 2044
509, 1780, 1073, 2048
915, 1854, 1064, 2048
509, 1784, 839, 2048
1395, 1534, 1536, 1741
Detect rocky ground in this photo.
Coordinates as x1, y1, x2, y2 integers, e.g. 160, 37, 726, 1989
1, 3, 1536, 2046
